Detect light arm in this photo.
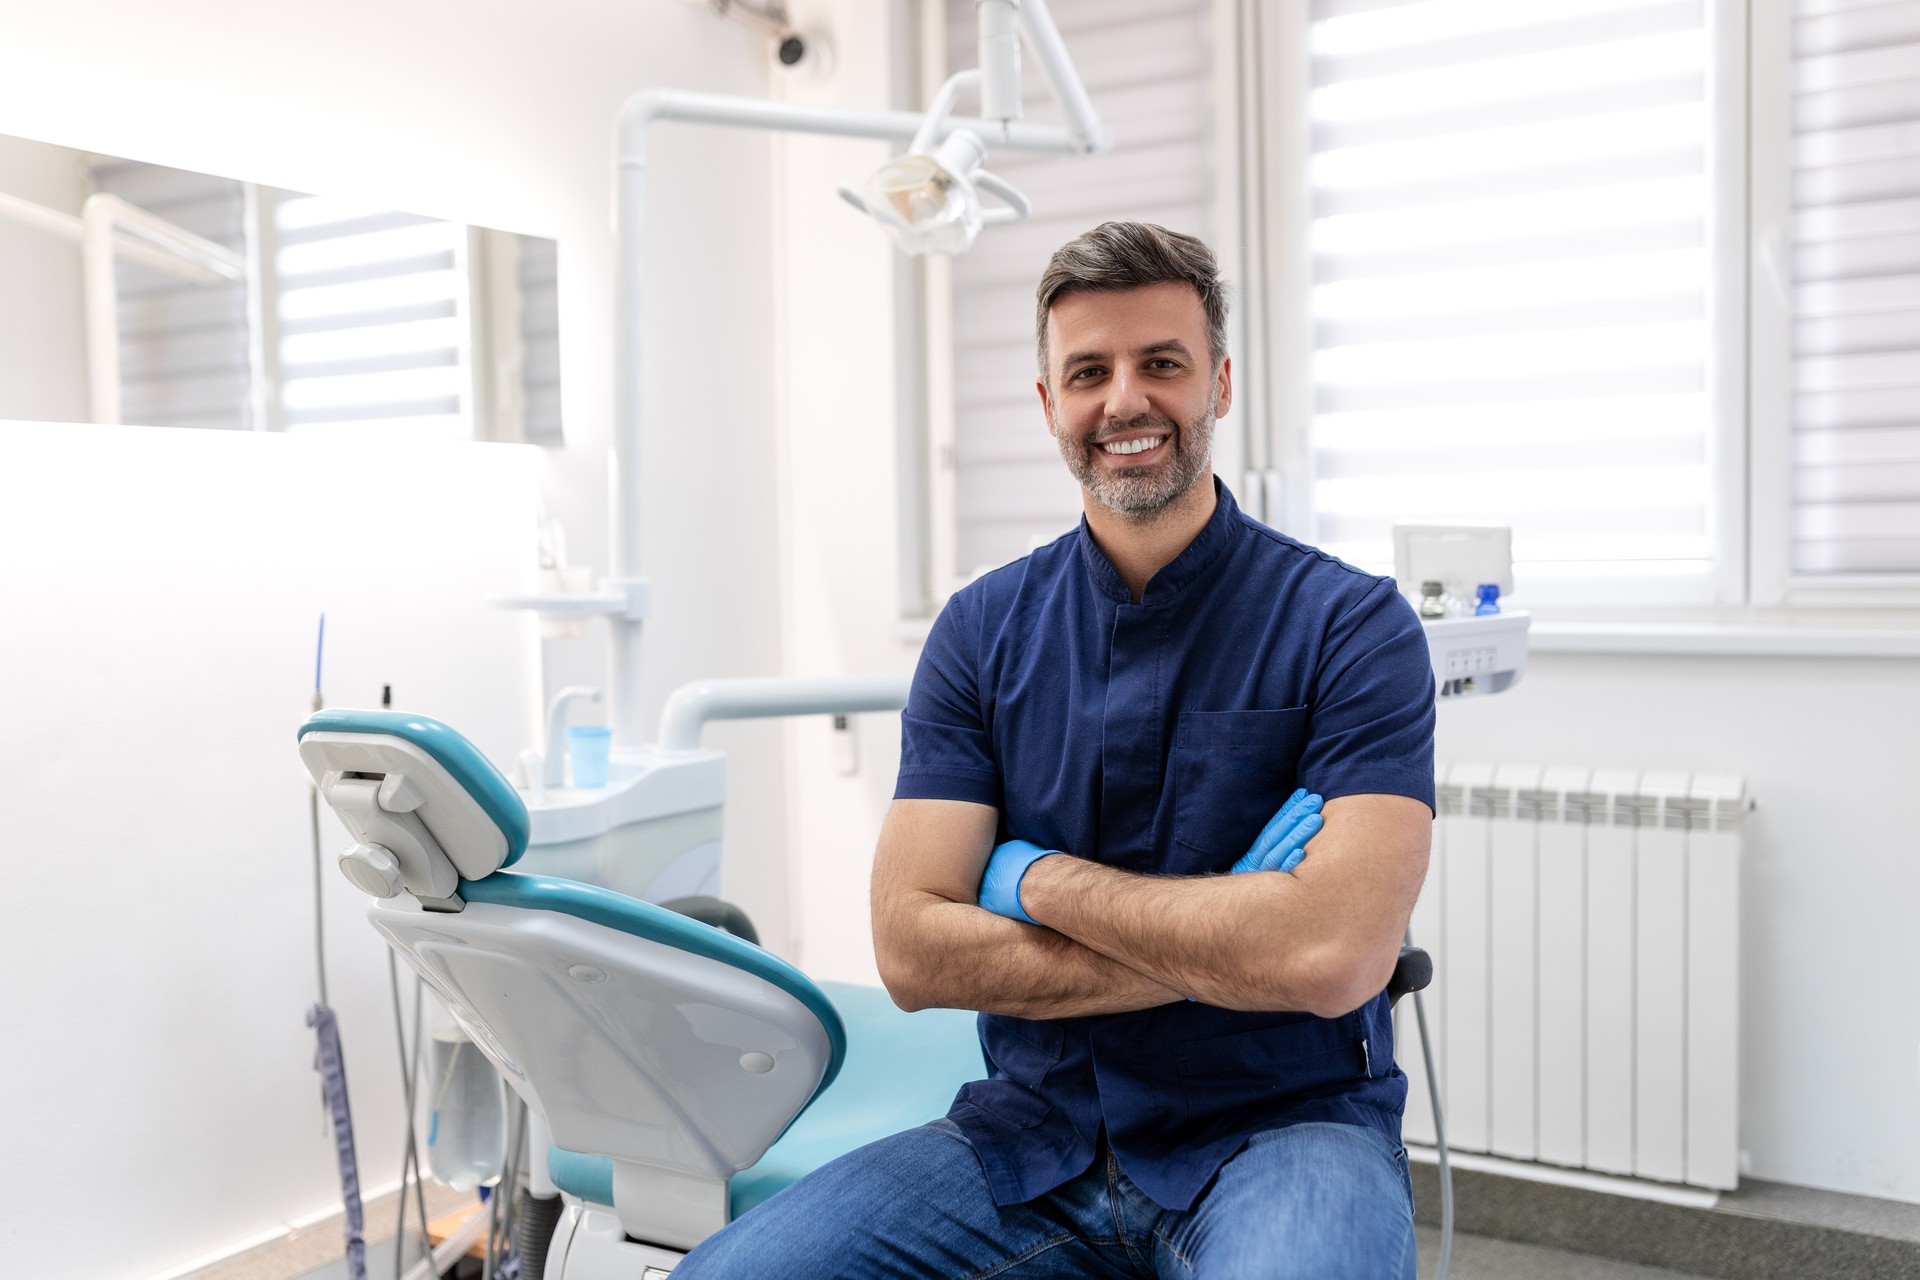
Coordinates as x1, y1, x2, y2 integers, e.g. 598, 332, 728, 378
870, 798, 1183, 1018
1018, 793, 1431, 1014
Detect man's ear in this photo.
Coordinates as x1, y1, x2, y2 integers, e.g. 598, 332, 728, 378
1037, 378, 1056, 436
1214, 356, 1233, 419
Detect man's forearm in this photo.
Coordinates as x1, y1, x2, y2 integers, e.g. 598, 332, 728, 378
1016, 855, 1333, 1012
877, 887, 1183, 1018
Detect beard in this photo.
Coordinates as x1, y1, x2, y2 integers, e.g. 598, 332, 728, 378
1054, 390, 1216, 522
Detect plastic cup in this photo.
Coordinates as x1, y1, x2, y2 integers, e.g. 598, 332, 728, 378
566, 725, 614, 789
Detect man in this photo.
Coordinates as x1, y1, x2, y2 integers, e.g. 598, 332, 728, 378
679, 221, 1435, 1277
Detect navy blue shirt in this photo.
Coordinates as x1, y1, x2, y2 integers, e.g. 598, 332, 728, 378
895, 480, 1436, 1211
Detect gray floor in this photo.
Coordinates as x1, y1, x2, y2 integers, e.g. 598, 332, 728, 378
1419, 1226, 1706, 1280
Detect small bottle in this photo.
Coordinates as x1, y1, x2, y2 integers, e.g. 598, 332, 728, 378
1417, 580, 1446, 619
1475, 583, 1502, 616
422, 1003, 508, 1191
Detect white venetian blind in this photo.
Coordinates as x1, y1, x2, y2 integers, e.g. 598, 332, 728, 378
946, 0, 1214, 579
1790, 0, 1920, 574
94, 159, 253, 430
1306, 0, 1718, 591
276, 194, 472, 439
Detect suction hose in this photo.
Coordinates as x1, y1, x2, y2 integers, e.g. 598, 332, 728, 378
515, 1192, 565, 1280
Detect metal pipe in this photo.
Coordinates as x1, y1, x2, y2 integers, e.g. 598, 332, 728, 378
82, 197, 121, 424
617, 88, 1092, 159
657, 674, 911, 752
77, 192, 248, 425
978, 0, 1023, 124
0, 190, 240, 282
605, 75, 1102, 743
1018, 0, 1109, 151
83, 191, 245, 280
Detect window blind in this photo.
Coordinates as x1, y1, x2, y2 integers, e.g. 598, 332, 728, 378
1790, 0, 1920, 575
94, 159, 253, 430
1306, 0, 1719, 591
275, 194, 471, 440
946, 0, 1215, 579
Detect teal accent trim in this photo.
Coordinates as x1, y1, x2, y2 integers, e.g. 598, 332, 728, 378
542, 982, 985, 1221
298, 709, 530, 867
547, 1146, 615, 1207
459, 872, 847, 1098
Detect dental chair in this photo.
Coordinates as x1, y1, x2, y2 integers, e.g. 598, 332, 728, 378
298, 708, 1434, 1276
298, 709, 987, 1276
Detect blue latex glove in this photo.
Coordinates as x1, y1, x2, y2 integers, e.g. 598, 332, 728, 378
1230, 788, 1324, 875
978, 838, 1060, 924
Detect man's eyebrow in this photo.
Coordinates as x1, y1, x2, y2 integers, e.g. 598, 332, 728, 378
1137, 339, 1194, 361
1059, 339, 1194, 373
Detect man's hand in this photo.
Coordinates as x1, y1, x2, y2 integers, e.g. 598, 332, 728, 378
982, 789, 1323, 925
1230, 788, 1324, 875
977, 839, 1060, 923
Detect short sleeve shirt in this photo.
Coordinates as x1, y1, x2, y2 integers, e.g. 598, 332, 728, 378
896, 480, 1436, 1211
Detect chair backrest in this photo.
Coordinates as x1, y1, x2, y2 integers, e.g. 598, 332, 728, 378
298, 710, 846, 1250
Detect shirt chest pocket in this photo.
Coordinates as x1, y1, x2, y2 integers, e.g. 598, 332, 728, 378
1171, 708, 1309, 864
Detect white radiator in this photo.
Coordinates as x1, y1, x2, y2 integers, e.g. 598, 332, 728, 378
1399, 763, 1746, 1191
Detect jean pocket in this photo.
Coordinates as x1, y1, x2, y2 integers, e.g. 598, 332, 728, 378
1171, 708, 1309, 860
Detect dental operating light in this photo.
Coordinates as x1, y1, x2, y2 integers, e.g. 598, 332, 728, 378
838, 0, 1097, 256
842, 113, 1032, 257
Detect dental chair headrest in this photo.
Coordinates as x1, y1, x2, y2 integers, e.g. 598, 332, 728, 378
298, 710, 530, 903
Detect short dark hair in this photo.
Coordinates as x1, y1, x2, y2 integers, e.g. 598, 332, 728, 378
1035, 221, 1229, 379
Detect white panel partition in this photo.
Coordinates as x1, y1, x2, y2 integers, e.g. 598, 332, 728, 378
1534, 765, 1591, 1168
1487, 762, 1542, 1161
1686, 772, 1745, 1188
1417, 762, 1745, 1191
1442, 760, 1494, 1153
1635, 770, 1692, 1183
1584, 766, 1641, 1176
1400, 764, 1448, 1148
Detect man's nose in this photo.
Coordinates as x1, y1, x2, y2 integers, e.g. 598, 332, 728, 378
1104, 367, 1152, 421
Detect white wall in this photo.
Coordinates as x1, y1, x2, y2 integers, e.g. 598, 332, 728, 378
0, 2, 792, 1275
1439, 652, 1920, 1204
770, 0, 921, 986
0, 424, 545, 1278
0, 135, 89, 422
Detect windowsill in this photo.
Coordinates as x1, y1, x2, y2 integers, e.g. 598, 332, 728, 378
896, 611, 1920, 658
1530, 619, 1920, 658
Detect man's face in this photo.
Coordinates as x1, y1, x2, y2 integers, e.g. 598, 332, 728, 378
1038, 281, 1232, 522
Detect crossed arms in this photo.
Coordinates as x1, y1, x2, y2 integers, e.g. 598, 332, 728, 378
870, 792, 1431, 1020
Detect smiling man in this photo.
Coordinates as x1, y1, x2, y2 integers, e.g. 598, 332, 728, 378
677, 222, 1436, 1278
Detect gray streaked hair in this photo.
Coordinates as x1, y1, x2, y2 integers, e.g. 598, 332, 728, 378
1034, 221, 1229, 379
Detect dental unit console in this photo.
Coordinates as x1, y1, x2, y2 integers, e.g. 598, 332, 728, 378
1397, 523, 1531, 699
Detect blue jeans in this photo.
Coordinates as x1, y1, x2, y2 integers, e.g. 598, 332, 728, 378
675, 1119, 1417, 1278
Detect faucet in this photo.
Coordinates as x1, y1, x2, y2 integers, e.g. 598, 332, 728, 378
544, 685, 603, 788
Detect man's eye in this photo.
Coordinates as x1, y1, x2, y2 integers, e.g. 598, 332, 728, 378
1072, 367, 1104, 381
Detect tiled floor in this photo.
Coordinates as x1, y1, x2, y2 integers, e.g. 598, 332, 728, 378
1419, 1226, 1706, 1279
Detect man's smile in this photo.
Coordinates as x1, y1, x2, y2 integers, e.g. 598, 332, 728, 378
1098, 433, 1168, 459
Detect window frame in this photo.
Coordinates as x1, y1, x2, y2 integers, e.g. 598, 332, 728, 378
910, 0, 1920, 629
1747, 0, 1920, 608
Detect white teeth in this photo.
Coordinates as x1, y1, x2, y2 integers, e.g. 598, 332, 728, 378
1101, 436, 1165, 456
